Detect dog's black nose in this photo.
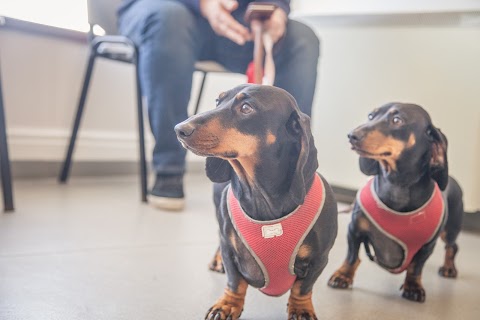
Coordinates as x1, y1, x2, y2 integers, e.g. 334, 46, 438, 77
348, 132, 359, 143
174, 122, 195, 138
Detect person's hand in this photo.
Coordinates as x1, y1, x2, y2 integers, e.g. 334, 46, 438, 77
200, 0, 251, 45
262, 7, 287, 44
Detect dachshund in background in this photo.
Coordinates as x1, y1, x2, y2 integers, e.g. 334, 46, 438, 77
328, 102, 463, 302
175, 84, 338, 320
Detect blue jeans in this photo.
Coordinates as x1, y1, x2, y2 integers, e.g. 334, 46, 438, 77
118, 0, 320, 176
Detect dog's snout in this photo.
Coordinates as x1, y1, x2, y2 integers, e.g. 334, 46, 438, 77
174, 122, 196, 138
348, 131, 361, 144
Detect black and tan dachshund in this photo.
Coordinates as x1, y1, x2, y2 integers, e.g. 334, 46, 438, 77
328, 102, 463, 302
175, 84, 338, 320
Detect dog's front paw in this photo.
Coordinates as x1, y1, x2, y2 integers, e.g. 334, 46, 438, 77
287, 293, 317, 320
438, 265, 457, 278
205, 307, 242, 320
205, 294, 244, 320
327, 271, 353, 289
438, 244, 458, 278
287, 309, 318, 320
401, 282, 426, 303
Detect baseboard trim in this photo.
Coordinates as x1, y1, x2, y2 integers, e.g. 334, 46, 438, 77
331, 185, 357, 204
462, 210, 480, 234
7, 127, 155, 161
10, 160, 205, 179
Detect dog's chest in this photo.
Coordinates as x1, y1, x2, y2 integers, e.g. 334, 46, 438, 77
358, 179, 445, 273
226, 175, 325, 296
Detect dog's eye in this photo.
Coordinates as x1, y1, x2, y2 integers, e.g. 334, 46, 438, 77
392, 116, 403, 125
215, 98, 220, 107
368, 113, 374, 120
240, 104, 253, 114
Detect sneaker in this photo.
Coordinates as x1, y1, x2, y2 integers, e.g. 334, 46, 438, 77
147, 174, 185, 211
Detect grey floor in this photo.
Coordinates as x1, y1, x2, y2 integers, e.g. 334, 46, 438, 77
1, 172, 479, 320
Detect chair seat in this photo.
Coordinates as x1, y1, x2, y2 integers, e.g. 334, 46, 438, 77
195, 61, 231, 73
97, 42, 135, 62
93, 35, 136, 63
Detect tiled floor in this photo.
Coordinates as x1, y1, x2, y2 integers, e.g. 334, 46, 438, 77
0, 172, 479, 320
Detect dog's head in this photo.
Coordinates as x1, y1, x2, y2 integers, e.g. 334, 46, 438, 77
175, 84, 318, 205
348, 102, 448, 190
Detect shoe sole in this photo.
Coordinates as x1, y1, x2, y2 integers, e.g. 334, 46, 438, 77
147, 194, 185, 211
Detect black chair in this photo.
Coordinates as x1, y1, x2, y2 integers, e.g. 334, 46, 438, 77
0, 61, 14, 212
59, 0, 148, 201
59, 0, 239, 202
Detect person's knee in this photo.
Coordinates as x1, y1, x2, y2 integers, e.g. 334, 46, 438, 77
143, 2, 194, 38
123, 1, 195, 47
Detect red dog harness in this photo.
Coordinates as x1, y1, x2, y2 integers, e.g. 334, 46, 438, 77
358, 178, 445, 273
227, 174, 325, 296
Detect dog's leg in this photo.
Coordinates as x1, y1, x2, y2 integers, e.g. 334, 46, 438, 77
438, 186, 463, 278
208, 246, 225, 273
401, 262, 426, 303
205, 278, 248, 320
206, 239, 248, 320
438, 231, 459, 278
328, 223, 362, 289
401, 241, 435, 303
287, 280, 317, 320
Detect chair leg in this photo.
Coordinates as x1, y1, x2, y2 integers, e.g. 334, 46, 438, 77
0, 72, 14, 212
193, 71, 207, 115
59, 51, 97, 183
135, 61, 148, 203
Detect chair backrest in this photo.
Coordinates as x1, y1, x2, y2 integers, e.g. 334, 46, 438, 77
87, 0, 123, 35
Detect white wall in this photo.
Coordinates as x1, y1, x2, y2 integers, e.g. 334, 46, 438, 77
295, 0, 480, 15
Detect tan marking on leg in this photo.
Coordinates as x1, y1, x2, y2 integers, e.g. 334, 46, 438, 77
337, 259, 361, 278
443, 246, 457, 270
404, 262, 422, 286
288, 281, 317, 320
297, 244, 311, 259
328, 259, 361, 288
440, 230, 447, 242
206, 278, 248, 320
402, 262, 426, 302
439, 234, 458, 278
229, 231, 238, 253
358, 216, 371, 232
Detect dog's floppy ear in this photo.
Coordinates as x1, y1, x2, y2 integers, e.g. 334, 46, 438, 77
428, 126, 448, 190
206, 157, 232, 183
359, 157, 380, 176
286, 111, 318, 205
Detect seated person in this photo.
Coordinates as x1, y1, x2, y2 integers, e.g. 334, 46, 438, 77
118, 0, 320, 210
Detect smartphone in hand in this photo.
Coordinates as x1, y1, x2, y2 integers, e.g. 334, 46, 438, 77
244, 3, 276, 23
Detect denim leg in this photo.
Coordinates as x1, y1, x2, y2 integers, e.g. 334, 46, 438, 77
118, 0, 212, 175
272, 20, 320, 116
